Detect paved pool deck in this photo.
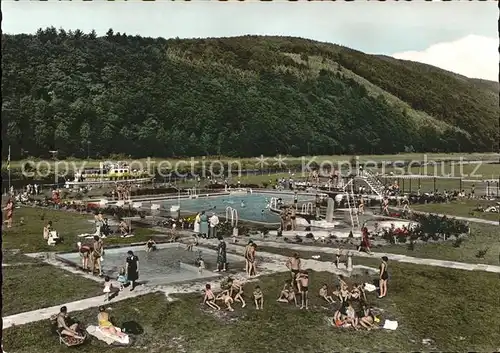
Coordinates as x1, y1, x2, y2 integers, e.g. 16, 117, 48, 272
207, 238, 500, 274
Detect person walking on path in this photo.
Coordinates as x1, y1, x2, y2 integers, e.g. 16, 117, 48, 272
216, 237, 227, 272
126, 250, 139, 291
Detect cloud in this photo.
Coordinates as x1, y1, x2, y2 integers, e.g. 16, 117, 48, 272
392, 35, 498, 81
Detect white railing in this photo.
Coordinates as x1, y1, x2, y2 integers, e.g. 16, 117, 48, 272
225, 206, 239, 227
301, 202, 314, 214
343, 178, 360, 229
187, 187, 198, 198
269, 197, 278, 210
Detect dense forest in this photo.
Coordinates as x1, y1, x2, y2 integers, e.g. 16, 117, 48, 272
2, 28, 499, 159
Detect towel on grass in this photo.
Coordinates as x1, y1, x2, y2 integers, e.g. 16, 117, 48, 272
86, 325, 130, 345
78, 233, 96, 238
363, 283, 377, 292
383, 320, 398, 330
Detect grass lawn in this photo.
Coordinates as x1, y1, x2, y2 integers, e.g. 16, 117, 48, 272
292, 222, 498, 265
380, 176, 473, 193
2, 207, 165, 253
2, 251, 40, 264
228, 172, 291, 185
410, 199, 499, 222
376, 223, 500, 265
375, 162, 500, 179
5, 153, 498, 171
3, 263, 500, 353
2, 264, 102, 316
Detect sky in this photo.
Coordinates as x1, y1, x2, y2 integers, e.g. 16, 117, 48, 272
2, 0, 498, 81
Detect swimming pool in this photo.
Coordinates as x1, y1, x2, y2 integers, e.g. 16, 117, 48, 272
57, 244, 244, 285
162, 192, 314, 223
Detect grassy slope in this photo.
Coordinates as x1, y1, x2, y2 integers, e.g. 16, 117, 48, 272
363, 54, 499, 133
2, 34, 499, 161
3, 265, 500, 353
283, 53, 457, 132
166, 35, 499, 148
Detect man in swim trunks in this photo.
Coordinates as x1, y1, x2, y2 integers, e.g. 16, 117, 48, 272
56, 306, 84, 339
296, 270, 309, 310
244, 240, 253, 276
92, 235, 104, 276
286, 252, 301, 290
77, 242, 92, 271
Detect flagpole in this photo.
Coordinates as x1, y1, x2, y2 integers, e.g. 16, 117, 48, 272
8, 145, 11, 192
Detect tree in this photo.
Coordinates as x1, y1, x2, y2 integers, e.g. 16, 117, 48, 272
1, 29, 497, 159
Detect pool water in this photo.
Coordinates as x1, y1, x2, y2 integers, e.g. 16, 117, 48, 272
162, 193, 313, 223
57, 244, 243, 285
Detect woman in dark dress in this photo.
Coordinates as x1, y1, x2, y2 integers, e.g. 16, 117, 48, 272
126, 250, 139, 291
216, 237, 227, 272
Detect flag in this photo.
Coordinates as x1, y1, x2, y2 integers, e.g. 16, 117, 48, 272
7, 145, 10, 171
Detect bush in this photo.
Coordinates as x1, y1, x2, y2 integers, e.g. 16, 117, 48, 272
102, 187, 179, 197
206, 184, 226, 190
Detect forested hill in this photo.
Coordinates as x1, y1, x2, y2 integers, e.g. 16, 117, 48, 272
2, 28, 498, 159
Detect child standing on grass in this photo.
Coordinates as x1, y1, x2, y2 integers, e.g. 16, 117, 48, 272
117, 267, 128, 290
296, 270, 309, 310
103, 276, 119, 301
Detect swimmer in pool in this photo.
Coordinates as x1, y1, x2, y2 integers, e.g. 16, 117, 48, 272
241, 201, 245, 208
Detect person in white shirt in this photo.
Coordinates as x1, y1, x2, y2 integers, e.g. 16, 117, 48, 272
209, 213, 220, 239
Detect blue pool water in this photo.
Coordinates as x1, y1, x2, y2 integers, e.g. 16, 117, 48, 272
163, 193, 313, 223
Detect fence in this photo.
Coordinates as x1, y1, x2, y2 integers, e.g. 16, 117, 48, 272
370, 176, 500, 197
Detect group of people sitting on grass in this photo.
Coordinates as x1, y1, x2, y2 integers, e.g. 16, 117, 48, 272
203, 277, 264, 311
93, 212, 132, 238
202, 248, 389, 328
52, 305, 129, 346
473, 203, 500, 213
201, 255, 387, 331
43, 220, 63, 246
323, 275, 381, 330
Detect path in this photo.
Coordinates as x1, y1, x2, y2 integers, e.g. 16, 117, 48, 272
2, 285, 155, 330
5, 235, 499, 330
2, 263, 38, 268
210, 238, 500, 274
2, 244, 369, 329
392, 207, 498, 226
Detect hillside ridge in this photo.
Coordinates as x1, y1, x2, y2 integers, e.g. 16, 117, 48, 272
1, 29, 498, 159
